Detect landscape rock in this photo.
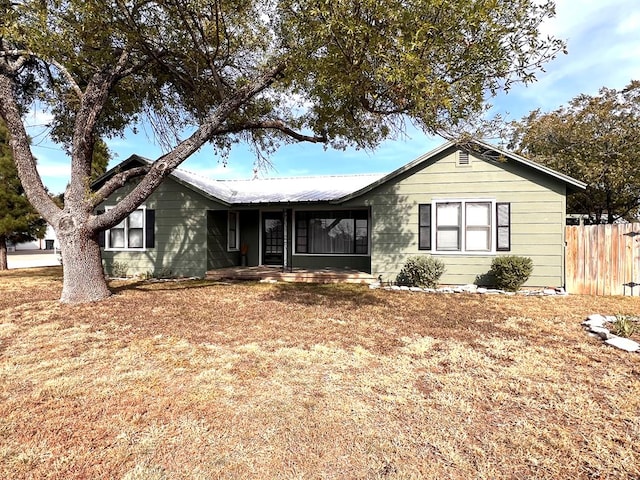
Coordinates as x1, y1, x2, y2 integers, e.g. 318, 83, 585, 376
588, 326, 614, 340
381, 284, 571, 297
583, 314, 607, 328
605, 337, 640, 352
582, 314, 640, 353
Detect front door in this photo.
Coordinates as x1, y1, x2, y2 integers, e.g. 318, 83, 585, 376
262, 212, 284, 265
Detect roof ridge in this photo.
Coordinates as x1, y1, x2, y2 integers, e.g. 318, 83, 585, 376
218, 172, 385, 182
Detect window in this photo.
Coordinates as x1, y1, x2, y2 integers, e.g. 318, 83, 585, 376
295, 210, 368, 254
420, 201, 510, 253
465, 202, 491, 251
436, 202, 461, 251
100, 207, 155, 250
228, 211, 239, 251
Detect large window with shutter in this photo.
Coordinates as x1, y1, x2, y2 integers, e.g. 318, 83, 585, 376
418, 200, 510, 253
102, 207, 155, 250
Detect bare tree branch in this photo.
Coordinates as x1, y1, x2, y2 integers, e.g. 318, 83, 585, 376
91, 166, 151, 208
216, 119, 327, 143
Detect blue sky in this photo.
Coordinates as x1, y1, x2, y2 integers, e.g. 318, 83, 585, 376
26, 0, 640, 194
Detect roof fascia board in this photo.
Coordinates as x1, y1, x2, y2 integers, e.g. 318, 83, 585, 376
91, 154, 232, 207
335, 139, 586, 203
333, 141, 456, 203
471, 139, 587, 191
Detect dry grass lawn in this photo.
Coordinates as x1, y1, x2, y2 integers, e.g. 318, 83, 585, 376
1, 267, 639, 479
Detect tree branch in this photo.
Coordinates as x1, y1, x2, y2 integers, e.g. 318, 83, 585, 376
0, 74, 60, 223
46, 58, 84, 100
216, 119, 327, 143
90, 63, 286, 232
91, 166, 151, 208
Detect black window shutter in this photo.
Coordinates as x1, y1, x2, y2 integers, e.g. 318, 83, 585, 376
418, 204, 431, 250
145, 209, 155, 248
97, 210, 105, 247
496, 203, 510, 251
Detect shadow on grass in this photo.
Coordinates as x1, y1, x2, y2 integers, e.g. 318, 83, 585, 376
264, 282, 385, 307
0, 266, 63, 280
108, 278, 223, 294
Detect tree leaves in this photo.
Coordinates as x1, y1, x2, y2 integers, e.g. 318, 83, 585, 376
508, 81, 640, 223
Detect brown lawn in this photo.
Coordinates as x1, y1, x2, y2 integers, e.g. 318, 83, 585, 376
1, 267, 639, 479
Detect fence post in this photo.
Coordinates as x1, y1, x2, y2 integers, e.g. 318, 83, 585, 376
624, 230, 640, 296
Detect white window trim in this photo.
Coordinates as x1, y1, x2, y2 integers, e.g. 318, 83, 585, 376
431, 199, 496, 255
227, 211, 240, 251
292, 209, 371, 256
104, 205, 147, 251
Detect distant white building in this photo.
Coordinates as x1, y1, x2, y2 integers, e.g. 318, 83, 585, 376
8, 224, 58, 251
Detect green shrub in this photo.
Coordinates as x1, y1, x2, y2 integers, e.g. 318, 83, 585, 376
396, 256, 445, 288
610, 315, 637, 338
110, 261, 129, 278
490, 255, 533, 291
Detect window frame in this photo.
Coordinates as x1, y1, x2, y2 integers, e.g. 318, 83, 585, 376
425, 199, 509, 255
293, 209, 370, 256
227, 211, 240, 251
104, 206, 148, 251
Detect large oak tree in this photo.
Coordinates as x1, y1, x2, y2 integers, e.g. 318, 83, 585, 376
507, 81, 640, 224
0, 0, 564, 303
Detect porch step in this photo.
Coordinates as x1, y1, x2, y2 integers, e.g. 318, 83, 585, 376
205, 266, 376, 284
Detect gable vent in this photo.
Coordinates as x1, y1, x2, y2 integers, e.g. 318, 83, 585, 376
458, 151, 470, 165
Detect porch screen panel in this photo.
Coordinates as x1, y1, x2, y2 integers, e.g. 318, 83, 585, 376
295, 211, 368, 254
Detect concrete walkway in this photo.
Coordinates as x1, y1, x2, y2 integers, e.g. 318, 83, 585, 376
7, 251, 61, 269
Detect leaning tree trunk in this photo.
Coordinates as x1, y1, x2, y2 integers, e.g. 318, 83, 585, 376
0, 235, 7, 270
57, 227, 111, 303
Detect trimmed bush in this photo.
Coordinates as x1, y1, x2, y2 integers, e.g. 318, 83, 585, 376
490, 255, 533, 291
396, 256, 445, 288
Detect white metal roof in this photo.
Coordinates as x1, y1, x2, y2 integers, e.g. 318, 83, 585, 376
170, 167, 385, 204
101, 139, 586, 206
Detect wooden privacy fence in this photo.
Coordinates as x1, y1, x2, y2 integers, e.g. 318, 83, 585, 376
565, 223, 640, 296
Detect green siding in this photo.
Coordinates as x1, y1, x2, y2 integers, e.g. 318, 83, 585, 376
101, 177, 227, 278
207, 211, 238, 269
349, 148, 568, 287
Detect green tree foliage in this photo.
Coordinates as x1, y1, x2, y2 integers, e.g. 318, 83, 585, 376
0, 0, 565, 302
0, 120, 46, 269
507, 81, 640, 223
